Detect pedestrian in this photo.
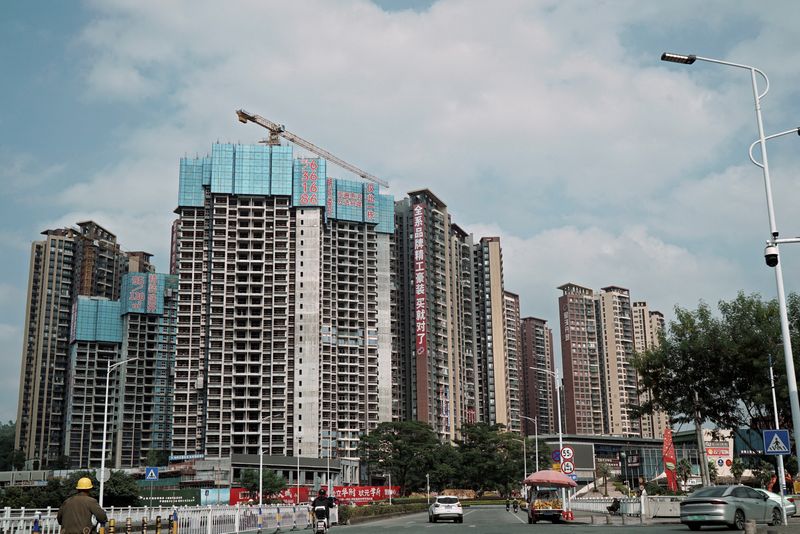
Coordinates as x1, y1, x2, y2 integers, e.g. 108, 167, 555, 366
57, 477, 108, 534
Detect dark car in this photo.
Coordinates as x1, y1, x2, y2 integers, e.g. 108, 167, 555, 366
680, 485, 783, 530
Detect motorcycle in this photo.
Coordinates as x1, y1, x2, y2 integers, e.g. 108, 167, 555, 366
313, 506, 328, 534
513, 501, 519, 513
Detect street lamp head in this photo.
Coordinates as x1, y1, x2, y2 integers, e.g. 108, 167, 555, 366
661, 52, 696, 65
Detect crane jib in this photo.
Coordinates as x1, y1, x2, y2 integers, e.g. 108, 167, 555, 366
235, 109, 389, 189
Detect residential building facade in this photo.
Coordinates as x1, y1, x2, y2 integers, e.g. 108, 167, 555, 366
15, 221, 133, 467
520, 317, 555, 436
172, 143, 394, 483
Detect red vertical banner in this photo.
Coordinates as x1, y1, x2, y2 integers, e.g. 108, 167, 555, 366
662, 427, 678, 491
413, 204, 428, 420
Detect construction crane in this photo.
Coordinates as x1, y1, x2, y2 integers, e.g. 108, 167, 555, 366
236, 109, 389, 189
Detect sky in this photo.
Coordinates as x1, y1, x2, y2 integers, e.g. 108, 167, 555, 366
2, 0, 800, 423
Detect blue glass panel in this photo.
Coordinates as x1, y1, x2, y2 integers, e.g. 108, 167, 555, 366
270, 146, 293, 195
211, 144, 234, 193
375, 194, 395, 234
234, 144, 271, 195
333, 179, 365, 222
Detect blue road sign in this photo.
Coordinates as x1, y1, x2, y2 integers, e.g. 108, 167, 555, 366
763, 429, 791, 456
551, 450, 561, 462
569, 474, 578, 481
145, 466, 159, 481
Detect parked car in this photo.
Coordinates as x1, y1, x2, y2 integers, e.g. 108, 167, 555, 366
753, 488, 796, 518
680, 485, 783, 530
428, 495, 463, 523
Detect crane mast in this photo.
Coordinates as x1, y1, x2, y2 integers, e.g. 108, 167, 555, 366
236, 109, 389, 188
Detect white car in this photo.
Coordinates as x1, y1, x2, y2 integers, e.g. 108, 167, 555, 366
754, 489, 796, 518
428, 495, 463, 523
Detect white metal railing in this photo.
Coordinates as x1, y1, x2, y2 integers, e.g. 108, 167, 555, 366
1, 504, 335, 534
568, 497, 641, 516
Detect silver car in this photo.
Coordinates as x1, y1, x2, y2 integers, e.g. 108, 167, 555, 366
428, 495, 463, 523
754, 488, 796, 518
680, 485, 783, 530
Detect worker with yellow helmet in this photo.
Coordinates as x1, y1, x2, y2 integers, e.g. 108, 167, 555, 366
57, 477, 108, 534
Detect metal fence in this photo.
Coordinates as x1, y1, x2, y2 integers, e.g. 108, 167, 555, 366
568, 497, 642, 516
1, 504, 333, 534
568, 496, 685, 518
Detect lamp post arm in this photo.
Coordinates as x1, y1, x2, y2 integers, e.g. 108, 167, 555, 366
693, 56, 769, 98
749, 128, 800, 168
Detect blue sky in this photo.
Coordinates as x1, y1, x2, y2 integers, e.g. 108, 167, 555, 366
2, 0, 800, 423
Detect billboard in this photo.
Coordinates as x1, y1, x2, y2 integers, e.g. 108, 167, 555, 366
139, 489, 200, 507
121, 273, 164, 315
413, 203, 428, 420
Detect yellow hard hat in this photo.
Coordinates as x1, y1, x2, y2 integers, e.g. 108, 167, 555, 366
76, 477, 93, 490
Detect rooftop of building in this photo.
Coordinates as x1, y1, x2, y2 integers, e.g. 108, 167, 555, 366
407, 188, 447, 209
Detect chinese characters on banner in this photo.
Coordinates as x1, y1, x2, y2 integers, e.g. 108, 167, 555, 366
128, 274, 146, 312
413, 204, 426, 358
331, 486, 399, 505
146, 273, 159, 313
337, 191, 362, 207
326, 177, 334, 217
231, 486, 400, 506
364, 183, 376, 222
299, 159, 319, 205
662, 427, 678, 492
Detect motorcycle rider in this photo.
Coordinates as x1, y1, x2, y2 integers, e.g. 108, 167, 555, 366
505, 498, 511, 511
311, 488, 333, 526
513, 500, 519, 513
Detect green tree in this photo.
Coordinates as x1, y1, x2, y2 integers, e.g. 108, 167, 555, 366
677, 459, 692, 490
730, 458, 745, 485
753, 460, 774, 489
359, 421, 440, 496
595, 462, 611, 496
146, 449, 170, 467
238, 469, 260, 498
455, 423, 522, 497
260, 469, 287, 503
707, 461, 718, 484
633, 293, 800, 484
0, 421, 20, 471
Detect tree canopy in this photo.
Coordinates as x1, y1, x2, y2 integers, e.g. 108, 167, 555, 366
634, 292, 800, 437
359, 420, 548, 497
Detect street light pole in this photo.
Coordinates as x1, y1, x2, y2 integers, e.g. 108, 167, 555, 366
769, 355, 789, 525
530, 367, 565, 508
662, 51, 800, 468
520, 415, 538, 473
100, 357, 138, 508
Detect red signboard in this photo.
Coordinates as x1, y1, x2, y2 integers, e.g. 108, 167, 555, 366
413, 204, 426, 357
662, 428, 678, 492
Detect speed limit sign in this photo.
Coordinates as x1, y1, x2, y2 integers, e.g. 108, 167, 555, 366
561, 461, 575, 474
561, 446, 574, 461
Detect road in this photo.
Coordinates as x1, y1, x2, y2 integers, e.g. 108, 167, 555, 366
341, 505, 796, 533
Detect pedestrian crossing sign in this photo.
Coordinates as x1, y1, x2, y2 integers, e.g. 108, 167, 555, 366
145, 466, 159, 480
763, 430, 790, 456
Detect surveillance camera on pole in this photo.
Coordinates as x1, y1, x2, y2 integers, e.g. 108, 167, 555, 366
765, 244, 779, 267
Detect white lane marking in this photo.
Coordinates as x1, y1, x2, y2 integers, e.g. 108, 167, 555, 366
510, 511, 526, 524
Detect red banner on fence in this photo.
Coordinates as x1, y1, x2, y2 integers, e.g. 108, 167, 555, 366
332, 485, 399, 505
229, 485, 399, 506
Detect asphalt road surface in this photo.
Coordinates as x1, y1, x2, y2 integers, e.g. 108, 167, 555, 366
341, 505, 715, 533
